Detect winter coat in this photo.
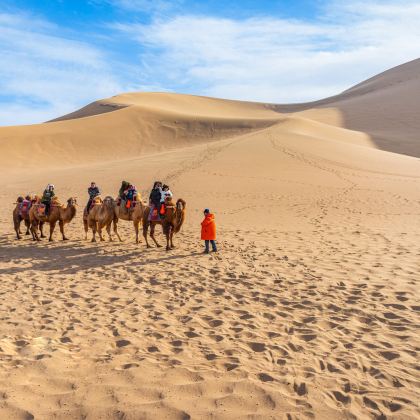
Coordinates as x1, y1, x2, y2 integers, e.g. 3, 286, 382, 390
161, 189, 173, 203
88, 186, 100, 199
149, 188, 162, 207
201, 213, 216, 240
42, 189, 55, 203
119, 181, 130, 198
125, 186, 137, 200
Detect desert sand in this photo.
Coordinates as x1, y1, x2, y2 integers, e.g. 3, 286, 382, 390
0, 59, 419, 419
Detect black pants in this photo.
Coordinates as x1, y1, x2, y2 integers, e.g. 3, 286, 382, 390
43, 201, 51, 215
86, 198, 92, 213
205, 240, 217, 252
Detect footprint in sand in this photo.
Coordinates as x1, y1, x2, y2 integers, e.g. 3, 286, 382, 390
293, 382, 307, 396
248, 342, 266, 352
258, 373, 274, 382
380, 351, 399, 361
115, 339, 131, 348
122, 363, 139, 369
224, 363, 239, 371
208, 319, 223, 328
331, 390, 351, 405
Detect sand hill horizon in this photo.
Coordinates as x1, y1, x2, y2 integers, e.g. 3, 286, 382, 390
0, 58, 419, 172
0, 58, 419, 419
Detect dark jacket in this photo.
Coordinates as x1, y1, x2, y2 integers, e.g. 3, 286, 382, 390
149, 188, 161, 207
88, 186, 100, 199
42, 189, 55, 203
119, 181, 130, 198
126, 186, 137, 201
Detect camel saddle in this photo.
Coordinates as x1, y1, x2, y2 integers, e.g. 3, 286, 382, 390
148, 204, 161, 221
120, 198, 137, 212
35, 203, 46, 215
19, 200, 31, 218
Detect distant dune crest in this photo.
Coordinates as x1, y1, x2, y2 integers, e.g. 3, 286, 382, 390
0, 58, 419, 170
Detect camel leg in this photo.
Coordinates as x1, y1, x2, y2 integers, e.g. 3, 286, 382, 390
49, 221, 57, 241
170, 231, 175, 249
40, 222, 46, 238
143, 222, 150, 248
113, 219, 123, 242
14, 218, 22, 240
59, 220, 68, 240
25, 220, 30, 235
31, 221, 40, 242
150, 223, 162, 248
134, 220, 140, 244
83, 218, 88, 240
91, 221, 97, 242
166, 232, 171, 251
106, 222, 113, 242
98, 223, 105, 241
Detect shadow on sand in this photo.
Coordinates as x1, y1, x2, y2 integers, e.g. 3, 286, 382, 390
0, 235, 200, 276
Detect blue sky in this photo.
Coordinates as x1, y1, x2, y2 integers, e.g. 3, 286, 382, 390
0, 0, 420, 125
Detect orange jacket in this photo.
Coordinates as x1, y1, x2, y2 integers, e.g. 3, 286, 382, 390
201, 213, 216, 240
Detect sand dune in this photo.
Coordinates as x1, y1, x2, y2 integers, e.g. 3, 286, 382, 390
0, 93, 281, 169
0, 60, 419, 418
273, 58, 420, 157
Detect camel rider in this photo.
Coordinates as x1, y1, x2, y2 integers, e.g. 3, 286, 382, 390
149, 181, 162, 217
41, 184, 55, 215
160, 184, 173, 217
124, 184, 138, 209
86, 182, 100, 213
119, 181, 130, 199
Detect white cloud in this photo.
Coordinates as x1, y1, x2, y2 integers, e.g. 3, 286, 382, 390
0, 12, 124, 125
105, 0, 183, 14
1, 1, 420, 125
114, 1, 420, 103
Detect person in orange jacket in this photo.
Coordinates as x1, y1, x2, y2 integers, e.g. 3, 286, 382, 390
201, 208, 217, 254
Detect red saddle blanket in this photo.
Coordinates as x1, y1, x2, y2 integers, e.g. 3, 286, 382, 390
35, 204, 46, 215
119, 198, 136, 210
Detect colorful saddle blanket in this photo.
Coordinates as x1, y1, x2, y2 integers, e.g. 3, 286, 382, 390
148, 205, 161, 221
119, 198, 137, 211
19, 200, 31, 218
35, 204, 46, 215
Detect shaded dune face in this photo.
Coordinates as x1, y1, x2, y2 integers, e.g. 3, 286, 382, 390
270, 58, 420, 158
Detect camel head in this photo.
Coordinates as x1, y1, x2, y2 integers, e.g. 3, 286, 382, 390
67, 197, 78, 207
176, 199, 186, 211
164, 198, 186, 228
103, 196, 115, 207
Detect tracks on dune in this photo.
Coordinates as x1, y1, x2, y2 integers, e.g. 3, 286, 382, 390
0, 226, 419, 418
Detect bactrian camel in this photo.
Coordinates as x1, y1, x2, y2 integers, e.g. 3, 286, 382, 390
114, 197, 146, 244
142, 198, 186, 250
13, 197, 31, 240
84, 196, 122, 242
29, 197, 77, 241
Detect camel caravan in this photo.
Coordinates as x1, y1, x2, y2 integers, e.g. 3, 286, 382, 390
13, 181, 187, 251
